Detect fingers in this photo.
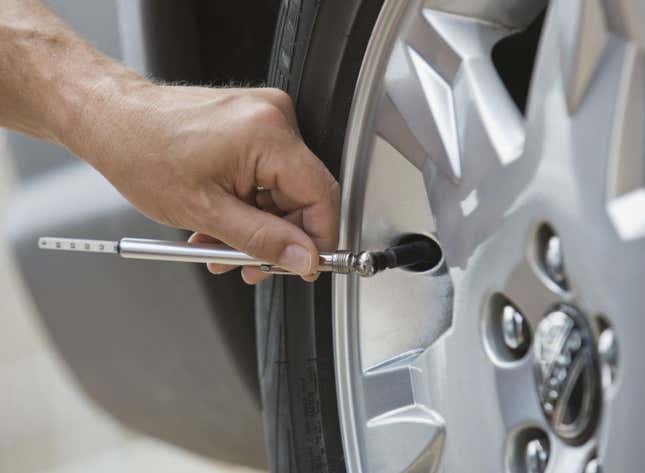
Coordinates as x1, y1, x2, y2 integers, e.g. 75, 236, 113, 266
191, 232, 313, 285
182, 87, 338, 283
241, 266, 269, 285
240, 207, 320, 284
241, 265, 319, 285
188, 232, 238, 275
249, 88, 301, 136
171, 85, 300, 135
192, 200, 322, 285
255, 189, 283, 215
253, 139, 341, 252
206, 193, 320, 277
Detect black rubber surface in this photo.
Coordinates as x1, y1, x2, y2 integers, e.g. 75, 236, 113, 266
257, 1, 384, 472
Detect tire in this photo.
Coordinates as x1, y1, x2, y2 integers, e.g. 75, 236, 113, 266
256, 1, 384, 472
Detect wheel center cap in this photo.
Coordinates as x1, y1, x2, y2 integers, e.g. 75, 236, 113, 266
533, 306, 601, 444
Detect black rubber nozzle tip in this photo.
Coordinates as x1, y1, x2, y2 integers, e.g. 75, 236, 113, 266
379, 236, 443, 273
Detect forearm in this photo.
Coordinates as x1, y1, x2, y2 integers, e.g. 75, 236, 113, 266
0, 0, 142, 148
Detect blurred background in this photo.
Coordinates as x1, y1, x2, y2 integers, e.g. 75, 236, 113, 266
0, 0, 280, 471
0, 133, 260, 473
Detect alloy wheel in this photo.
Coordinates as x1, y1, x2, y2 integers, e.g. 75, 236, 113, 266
334, 1, 644, 471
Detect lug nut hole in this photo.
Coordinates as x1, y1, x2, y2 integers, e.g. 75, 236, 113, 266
534, 223, 568, 291
595, 316, 618, 389
506, 427, 550, 473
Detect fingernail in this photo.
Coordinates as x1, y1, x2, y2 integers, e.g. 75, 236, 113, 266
279, 244, 312, 275
302, 273, 320, 283
241, 269, 254, 285
207, 265, 224, 275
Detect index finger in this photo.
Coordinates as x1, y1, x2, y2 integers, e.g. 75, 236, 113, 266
253, 136, 340, 251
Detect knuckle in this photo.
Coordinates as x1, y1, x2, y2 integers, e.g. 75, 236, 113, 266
243, 223, 273, 258
207, 263, 226, 275
249, 102, 285, 127
329, 179, 341, 201
330, 181, 341, 209
263, 88, 293, 110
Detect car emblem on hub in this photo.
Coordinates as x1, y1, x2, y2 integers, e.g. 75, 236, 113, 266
534, 305, 600, 443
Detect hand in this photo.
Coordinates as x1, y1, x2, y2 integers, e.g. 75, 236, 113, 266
66, 82, 340, 284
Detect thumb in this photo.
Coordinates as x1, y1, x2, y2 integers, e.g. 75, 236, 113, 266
206, 194, 319, 275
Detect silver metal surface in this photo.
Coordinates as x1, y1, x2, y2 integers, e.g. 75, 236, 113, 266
544, 235, 565, 286
501, 304, 527, 351
121, 239, 360, 275
120, 238, 364, 274
39, 237, 389, 277
319, 250, 355, 274
352, 252, 376, 278
525, 438, 549, 473
585, 458, 602, 473
119, 238, 270, 266
598, 327, 618, 388
335, 0, 644, 471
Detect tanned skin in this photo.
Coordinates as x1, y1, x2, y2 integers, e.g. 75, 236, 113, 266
0, 0, 340, 283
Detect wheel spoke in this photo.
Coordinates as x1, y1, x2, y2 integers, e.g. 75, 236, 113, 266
356, 266, 453, 370
424, 0, 545, 29
378, 5, 538, 269
605, 44, 645, 239
492, 358, 547, 431
363, 405, 445, 473
526, 0, 645, 241
362, 351, 423, 420
558, 0, 609, 113
603, 0, 645, 48
375, 94, 429, 171
548, 439, 596, 472
357, 135, 452, 369
382, 36, 461, 180
360, 352, 445, 473
360, 136, 437, 244
607, 45, 644, 200
380, 5, 527, 186
419, 9, 526, 166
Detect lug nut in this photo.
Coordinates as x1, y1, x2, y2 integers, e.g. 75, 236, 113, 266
502, 305, 527, 351
598, 327, 618, 387
544, 234, 566, 285
585, 458, 602, 473
525, 438, 549, 473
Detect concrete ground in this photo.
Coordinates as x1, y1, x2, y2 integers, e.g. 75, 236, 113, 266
0, 134, 262, 473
